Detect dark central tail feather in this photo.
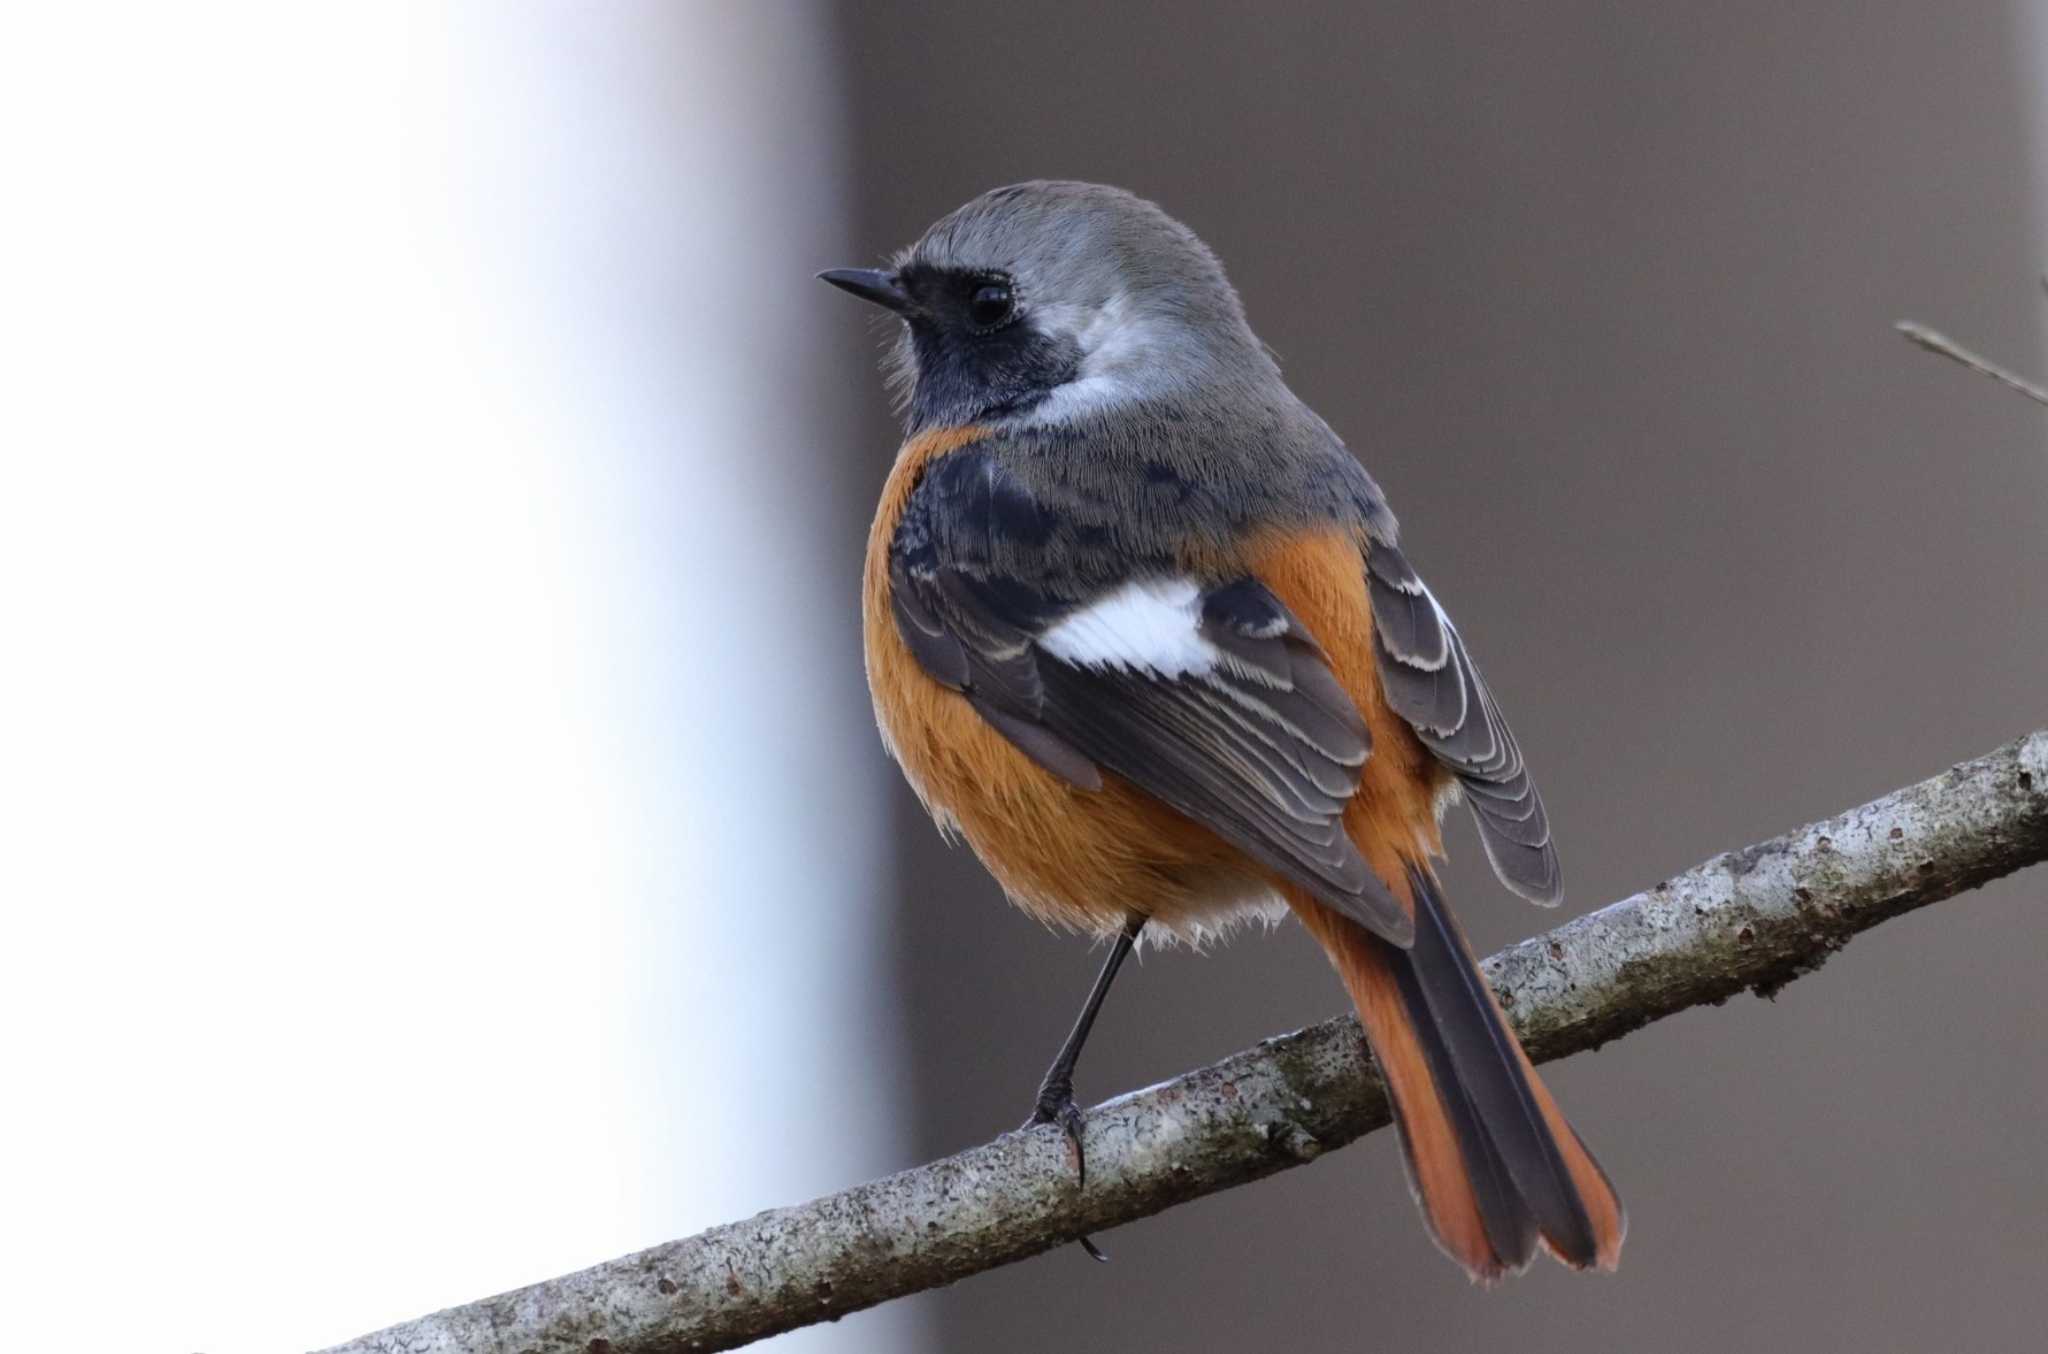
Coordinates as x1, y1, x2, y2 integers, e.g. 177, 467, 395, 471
1290, 874, 1625, 1280
1388, 936, 1541, 1269
1401, 865, 1619, 1269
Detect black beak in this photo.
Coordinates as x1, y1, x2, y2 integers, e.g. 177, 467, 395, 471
817, 267, 910, 314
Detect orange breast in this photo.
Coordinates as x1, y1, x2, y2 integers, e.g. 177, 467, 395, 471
863, 432, 1441, 938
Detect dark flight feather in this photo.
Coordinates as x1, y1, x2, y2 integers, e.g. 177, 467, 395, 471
1366, 539, 1563, 906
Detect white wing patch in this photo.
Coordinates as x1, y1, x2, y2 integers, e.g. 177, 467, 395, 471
1039, 578, 1217, 677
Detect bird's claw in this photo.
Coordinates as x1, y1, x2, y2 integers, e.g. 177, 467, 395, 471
1024, 1081, 1110, 1262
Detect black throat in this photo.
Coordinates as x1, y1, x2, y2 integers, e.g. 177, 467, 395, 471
906, 317, 1082, 433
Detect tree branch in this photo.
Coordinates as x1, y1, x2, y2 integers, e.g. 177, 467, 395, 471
317, 730, 2048, 1354
1895, 319, 2048, 407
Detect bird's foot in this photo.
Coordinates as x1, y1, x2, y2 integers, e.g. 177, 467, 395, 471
1023, 1078, 1109, 1262
1024, 1078, 1089, 1178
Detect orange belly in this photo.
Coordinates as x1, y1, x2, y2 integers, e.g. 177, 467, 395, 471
863, 428, 1444, 940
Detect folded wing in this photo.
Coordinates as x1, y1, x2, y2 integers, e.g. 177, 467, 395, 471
1364, 539, 1562, 906
889, 449, 1411, 946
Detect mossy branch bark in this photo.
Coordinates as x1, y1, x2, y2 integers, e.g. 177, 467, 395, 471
316, 730, 2048, 1354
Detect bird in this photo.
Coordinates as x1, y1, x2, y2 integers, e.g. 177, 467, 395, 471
820, 180, 1623, 1281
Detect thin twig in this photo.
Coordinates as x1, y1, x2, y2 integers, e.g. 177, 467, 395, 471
1895, 320, 2048, 407
315, 730, 2048, 1354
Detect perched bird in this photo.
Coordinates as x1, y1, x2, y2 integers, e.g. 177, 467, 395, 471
822, 181, 1623, 1280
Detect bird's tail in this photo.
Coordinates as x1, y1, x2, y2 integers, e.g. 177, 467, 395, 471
1289, 868, 1624, 1281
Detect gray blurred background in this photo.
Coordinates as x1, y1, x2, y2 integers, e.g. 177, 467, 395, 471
4, 4, 2042, 1352
843, 3, 2048, 1352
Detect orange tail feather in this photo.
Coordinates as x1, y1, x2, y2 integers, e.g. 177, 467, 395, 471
1290, 878, 1624, 1280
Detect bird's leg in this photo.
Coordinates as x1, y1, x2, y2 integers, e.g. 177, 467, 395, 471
1026, 913, 1145, 1149
1024, 912, 1144, 1259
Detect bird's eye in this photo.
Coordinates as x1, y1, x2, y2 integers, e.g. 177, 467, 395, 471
967, 280, 1015, 330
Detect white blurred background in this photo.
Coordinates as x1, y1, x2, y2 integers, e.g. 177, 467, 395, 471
0, 5, 918, 1350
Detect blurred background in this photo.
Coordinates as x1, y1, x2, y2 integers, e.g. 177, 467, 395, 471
2, 4, 2044, 1351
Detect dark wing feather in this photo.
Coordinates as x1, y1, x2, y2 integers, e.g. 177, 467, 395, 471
890, 451, 1411, 947
1366, 539, 1562, 905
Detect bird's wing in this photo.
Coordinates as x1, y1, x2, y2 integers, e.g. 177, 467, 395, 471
890, 447, 1411, 946
1363, 538, 1562, 905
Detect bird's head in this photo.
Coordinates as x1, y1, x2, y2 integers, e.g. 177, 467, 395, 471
821, 180, 1274, 433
